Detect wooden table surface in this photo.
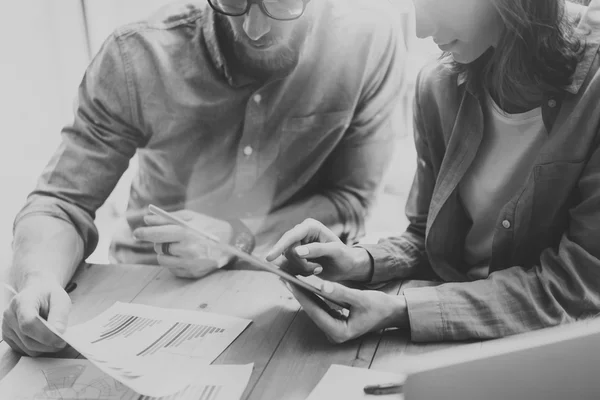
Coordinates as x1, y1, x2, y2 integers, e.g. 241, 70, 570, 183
0, 263, 470, 400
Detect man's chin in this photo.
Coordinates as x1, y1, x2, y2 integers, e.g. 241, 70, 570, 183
237, 43, 299, 76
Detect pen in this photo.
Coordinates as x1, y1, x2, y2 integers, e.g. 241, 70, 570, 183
363, 382, 404, 395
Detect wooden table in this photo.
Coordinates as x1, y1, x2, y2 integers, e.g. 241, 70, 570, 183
0, 263, 469, 400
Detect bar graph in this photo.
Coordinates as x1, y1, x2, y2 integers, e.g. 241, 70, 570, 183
137, 322, 225, 357
92, 314, 160, 344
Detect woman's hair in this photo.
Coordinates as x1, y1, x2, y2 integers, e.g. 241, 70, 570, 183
446, 0, 585, 110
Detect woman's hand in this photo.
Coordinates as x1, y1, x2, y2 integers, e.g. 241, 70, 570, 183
266, 219, 373, 282
285, 280, 409, 343
133, 209, 233, 279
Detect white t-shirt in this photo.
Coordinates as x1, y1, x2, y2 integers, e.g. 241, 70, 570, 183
459, 94, 547, 279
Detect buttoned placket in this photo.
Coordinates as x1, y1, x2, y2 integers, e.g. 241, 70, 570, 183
234, 91, 265, 198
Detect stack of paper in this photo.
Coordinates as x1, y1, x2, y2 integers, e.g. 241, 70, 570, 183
0, 357, 253, 400
54, 302, 251, 397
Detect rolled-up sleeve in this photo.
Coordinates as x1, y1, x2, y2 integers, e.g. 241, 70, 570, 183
407, 140, 600, 342
14, 32, 146, 258
322, 17, 406, 243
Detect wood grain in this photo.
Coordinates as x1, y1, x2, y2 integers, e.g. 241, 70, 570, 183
247, 281, 403, 400
129, 267, 301, 400
370, 280, 474, 376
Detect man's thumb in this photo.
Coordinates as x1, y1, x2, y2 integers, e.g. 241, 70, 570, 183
47, 289, 71, 333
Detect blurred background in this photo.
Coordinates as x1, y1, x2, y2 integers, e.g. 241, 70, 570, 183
0, 0, 439, 272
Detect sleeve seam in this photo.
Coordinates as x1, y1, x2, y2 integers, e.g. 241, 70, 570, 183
114, 33, 143, 134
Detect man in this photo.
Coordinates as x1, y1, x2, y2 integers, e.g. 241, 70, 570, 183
3, 0, 404, 356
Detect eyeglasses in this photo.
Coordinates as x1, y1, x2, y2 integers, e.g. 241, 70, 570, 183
208, 0, 311, 21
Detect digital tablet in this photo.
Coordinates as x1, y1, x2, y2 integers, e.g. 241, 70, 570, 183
148, 205, 350, 309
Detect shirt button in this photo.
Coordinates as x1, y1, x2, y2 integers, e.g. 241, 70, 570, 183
253, 94, 262, 104
502, 220, 511, 229
243, 146, 253, 156
548, 99, 557, 108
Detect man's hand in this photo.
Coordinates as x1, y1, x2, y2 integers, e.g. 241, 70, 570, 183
286, 281, 408, 344
2, 279, 70, 356
266, 218, 372, 282
133, 209, 233, 279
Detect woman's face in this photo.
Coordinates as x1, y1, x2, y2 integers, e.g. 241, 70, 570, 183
412, 0, 505, 63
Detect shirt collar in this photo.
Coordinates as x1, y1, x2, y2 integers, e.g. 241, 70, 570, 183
457, 0, 600, 95
201, 6, 256, 88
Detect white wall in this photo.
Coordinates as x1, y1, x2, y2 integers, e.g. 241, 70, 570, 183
84, 0, 177, 54
0, 0, 90, 270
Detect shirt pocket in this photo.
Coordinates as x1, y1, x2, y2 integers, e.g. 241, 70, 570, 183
529, 160, 584, 244
259, 111, 352, 198
275, 111, 351, 169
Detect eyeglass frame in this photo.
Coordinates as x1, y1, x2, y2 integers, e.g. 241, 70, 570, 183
207, 0, 312, 21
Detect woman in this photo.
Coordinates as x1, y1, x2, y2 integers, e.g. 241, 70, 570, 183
266, 0, 600, 343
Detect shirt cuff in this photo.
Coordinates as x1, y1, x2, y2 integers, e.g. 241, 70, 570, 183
14, 205, 99, 259
403, 286, 445, 342
359, 243, 401, 283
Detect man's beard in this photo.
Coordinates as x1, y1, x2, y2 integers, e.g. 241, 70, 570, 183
215, 14, 311, 81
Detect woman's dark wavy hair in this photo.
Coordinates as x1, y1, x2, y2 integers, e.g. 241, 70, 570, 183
445, 0, 585, 110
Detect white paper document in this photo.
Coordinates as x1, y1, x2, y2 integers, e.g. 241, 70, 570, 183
0, 357, 253, 400
307, 365, 406, 400
60, 302, 251, 397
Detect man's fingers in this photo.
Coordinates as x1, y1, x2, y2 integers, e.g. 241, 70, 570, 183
157, 255, 219, 279
11, 294, 60, 348
143, 209, 194, 226
46, 289, 71, 346
154, 241, 212, 259
3, 330, 42, 357
143, 214, 170, 226
133, 225, 186, 243
171, 210, 195, 221
157, 254, 218, 269
3, 316, 57, 355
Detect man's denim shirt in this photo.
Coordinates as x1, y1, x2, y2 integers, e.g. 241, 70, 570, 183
15, 1, 405, 263
363, 0, 600, 342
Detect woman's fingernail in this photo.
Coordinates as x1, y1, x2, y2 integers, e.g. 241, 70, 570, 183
295, 246, 309, 256
322, 282, 334, 294
53, 323, 66, 333
313, 266, 323, 275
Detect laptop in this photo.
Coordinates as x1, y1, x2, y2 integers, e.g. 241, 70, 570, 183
402, 317, 600, 400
